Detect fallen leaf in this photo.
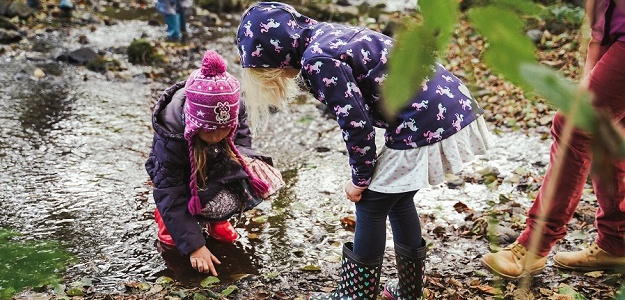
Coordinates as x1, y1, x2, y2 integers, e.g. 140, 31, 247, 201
200, 276, 220, 287
221, 285, 238, 296
584, 270, 604, 278
453, 201, 471, 213
474, 284, 501, 295
300, 264, 321, 271
341, 216, 356, 228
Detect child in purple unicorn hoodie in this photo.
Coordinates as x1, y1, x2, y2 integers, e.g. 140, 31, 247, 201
237, 2, 492, 299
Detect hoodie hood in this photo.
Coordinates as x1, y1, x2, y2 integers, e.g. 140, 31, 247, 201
236, 2, 317, 69
152, 81, 187, 141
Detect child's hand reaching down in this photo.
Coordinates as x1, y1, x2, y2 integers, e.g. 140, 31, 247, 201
190, 246, 221, 275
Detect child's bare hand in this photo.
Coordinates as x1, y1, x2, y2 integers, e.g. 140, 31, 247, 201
344, 181, 364, 203
190, 246, 221, 276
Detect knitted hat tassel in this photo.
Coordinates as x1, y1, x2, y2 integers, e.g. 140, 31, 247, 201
227, 134, 270, 197
187, 140, 203, 216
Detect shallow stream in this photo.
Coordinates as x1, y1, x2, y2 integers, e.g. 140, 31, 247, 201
0, 14, 555, 294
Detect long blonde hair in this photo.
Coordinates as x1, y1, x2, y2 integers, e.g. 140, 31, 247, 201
192, 137, 241, 188
240, 68, 300, 131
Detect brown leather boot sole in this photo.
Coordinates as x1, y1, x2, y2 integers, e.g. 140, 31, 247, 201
553, 258, 625, 271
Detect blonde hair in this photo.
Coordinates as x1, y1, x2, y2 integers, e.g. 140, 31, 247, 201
240, 68, 300, 131
192, 137, 241, 188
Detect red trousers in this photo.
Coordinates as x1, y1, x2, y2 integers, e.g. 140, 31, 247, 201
517, 41, 625, 256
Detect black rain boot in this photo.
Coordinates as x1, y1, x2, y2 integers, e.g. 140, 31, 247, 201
309, 242, 383, 300
383, 240, 427, 300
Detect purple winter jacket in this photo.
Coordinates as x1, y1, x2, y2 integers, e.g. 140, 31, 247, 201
237, 2, 483, 188
145, 81, 259, 255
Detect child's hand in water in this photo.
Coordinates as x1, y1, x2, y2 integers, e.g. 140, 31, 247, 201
344, 181, 365, 203
190, 246, 222, 276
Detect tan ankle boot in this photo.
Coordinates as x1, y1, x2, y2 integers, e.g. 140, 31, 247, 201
481, 241, 547, 280
553, 243, 625, 271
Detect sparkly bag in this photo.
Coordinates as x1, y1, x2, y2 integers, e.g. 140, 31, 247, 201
245, 158, 285, 199
199, 180, 263, 221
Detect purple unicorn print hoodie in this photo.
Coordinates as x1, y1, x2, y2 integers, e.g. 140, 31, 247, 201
237, 2, 484, 188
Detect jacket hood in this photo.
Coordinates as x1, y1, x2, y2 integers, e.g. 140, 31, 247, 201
152, 81, 187, 141
236, 2, 317, 69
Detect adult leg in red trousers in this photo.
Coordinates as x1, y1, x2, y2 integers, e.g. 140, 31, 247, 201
482, 42, 625, 278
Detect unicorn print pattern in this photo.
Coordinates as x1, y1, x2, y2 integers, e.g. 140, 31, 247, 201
304, 61, 323, 74
322, 76, 338, 86
236, 2, 484, 188
380, 48, 388, 64
361, 49, 372, 64
452, 113, 464, 131
251, 44, 263, 57
345, 82, 362, 98
436, 85, 454, 98
311, 42, 323, 54
270, 39, 282, 52
334, 104, 352, 117
243, 21, 253, 37
260, 18, 280, 33
424, 128, 445, 143
352, 145, 371, 156
459, 98, 473, 110
412, 100, 428, 111
436, 103, 447, 120
395, 118, 418, 134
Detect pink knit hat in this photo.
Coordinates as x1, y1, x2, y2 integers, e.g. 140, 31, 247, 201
184, 50, 269, 216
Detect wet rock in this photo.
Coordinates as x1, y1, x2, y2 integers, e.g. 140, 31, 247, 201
146, 18, 160, 27
58, 47, 100, 65
526, 29, 543, 44
33, 67, 45, 78
0, 16, 17, 30
0, 27, 20, 44
37, 62, 63, 76
196, 0, 241, 13
0, 0, 9, 16
488, 224, 519, 244
314, 146, 331, 153
0, 0, 33, 18
445, 174, 465, 188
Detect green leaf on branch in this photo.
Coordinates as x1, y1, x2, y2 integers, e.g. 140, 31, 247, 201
519, 63, 594, 132
382, 0, 458, 116
419, 0, 459, 54
382, 26, 435, 116
492, 0, 544, 15
468, 6, 536, 91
